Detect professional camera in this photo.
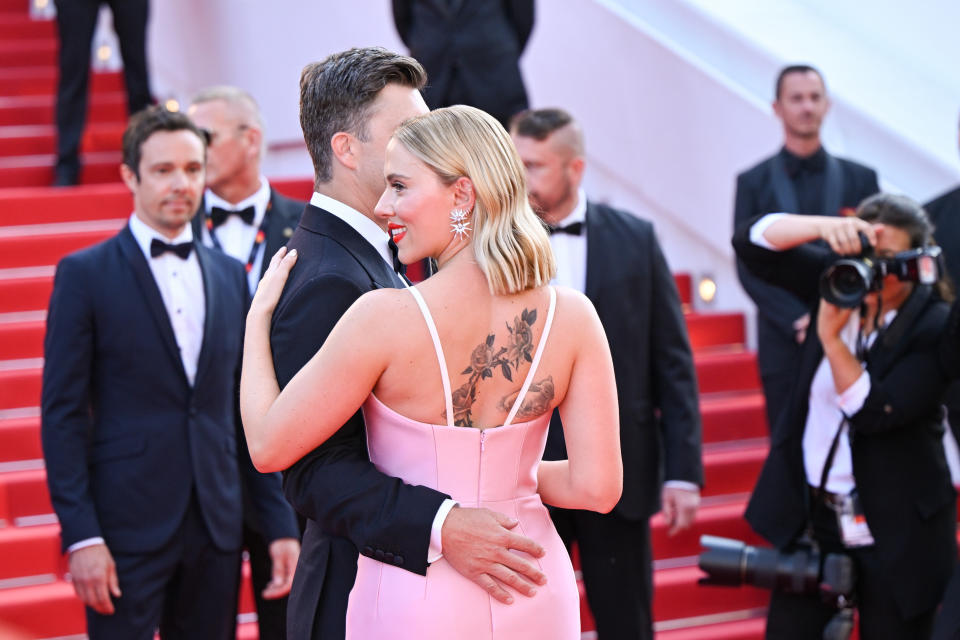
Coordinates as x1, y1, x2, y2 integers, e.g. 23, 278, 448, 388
698, 536, 856, 640
819, 233, 945, 308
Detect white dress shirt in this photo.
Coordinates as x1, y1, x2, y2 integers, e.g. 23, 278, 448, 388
69, 214, 206, 554
202, 177, 271, 294
749, 214, 875, 494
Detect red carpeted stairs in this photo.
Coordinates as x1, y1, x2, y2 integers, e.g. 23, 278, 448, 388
0, 4, 778, 640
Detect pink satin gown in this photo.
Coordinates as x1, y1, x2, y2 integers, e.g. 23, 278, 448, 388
345, 286, 580, 639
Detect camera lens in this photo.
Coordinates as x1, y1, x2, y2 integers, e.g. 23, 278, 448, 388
820, 260, 874, 308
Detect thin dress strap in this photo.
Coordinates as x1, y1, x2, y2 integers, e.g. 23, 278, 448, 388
407, 287, 455, 428
504, 287, 557, 427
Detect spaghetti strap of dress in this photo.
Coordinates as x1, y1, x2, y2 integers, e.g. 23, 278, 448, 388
407, 286, 455, 428
504, 286, 557, 427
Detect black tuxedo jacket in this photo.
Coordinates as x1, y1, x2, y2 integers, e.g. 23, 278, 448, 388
925, 185, 960, 289
733, 149, 879, 377
41, 226, 294, 554
272, 204, 448, 639
545, 202, 703, 521
392, 0, 532, 125
192, 187, 304, 282
733, 223, 958, 618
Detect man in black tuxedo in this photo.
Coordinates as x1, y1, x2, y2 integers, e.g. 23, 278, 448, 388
41, 106, 294, 638
733, 64, 879, 435
54, 0, 152, 186
274, 47, 548, 639
392, 0, 533, 129
186, 86, 302, 640
511, 108, 704, 640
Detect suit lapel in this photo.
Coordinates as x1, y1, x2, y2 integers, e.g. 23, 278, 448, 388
193, 244, 216, 388
300, 205, 404, 289
117, 227, 189, 385
583, 202, 607, 304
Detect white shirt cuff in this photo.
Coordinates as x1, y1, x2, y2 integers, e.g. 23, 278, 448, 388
427, 499, 458, 563
67, 537, 105, 554
664, 480, 700, 492
749, 213, 788, 250
838, 370, 871, 416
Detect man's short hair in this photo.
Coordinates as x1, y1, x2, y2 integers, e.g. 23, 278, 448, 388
122, 105, 206, 180
775, 64, 825, 100
509, 108, 575, 141
190, 85, 265, 131
299, 47, 426, 185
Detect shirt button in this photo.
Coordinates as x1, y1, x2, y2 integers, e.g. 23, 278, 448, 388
393, 555, 404, 566
374, 549, 385, 561
362, 546, 373, 557
883, 404, 893, 414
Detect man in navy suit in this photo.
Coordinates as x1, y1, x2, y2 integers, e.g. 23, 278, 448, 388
41, 105, 293, 639
511, 108, 704, 640
275, 47, 548, 639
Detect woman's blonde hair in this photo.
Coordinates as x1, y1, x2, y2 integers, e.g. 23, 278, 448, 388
392, 105, 556, 295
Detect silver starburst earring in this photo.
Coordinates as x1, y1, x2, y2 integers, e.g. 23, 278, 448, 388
450, 208, 471, 240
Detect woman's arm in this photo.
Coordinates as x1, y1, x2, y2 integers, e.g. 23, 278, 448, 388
817, 301, 865, 396
537, 293, 622, 513
240, 248, 390, 472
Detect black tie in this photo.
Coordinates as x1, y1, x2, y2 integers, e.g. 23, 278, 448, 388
150, 238, 193, 260
209, 205, 255, 228
548, 221, 583, 236
388, 239, 406, 276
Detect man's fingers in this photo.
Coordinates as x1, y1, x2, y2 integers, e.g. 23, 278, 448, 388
107, 563, 121, 598
491, 510, 519, 529
473, 573, 514, 605
89, 577, 115, 614
487, 562, 538, 597
496, 550, 547, 587
502, 530, 545, 558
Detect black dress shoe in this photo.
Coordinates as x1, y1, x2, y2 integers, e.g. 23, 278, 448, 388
52, 163, 80, 187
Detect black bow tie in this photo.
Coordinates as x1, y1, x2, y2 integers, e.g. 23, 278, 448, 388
150, 238, 193, 260
388, 238, 407, 277
784, 151, 826, 177
547, 221, 583, 236
209, 205, 255, 228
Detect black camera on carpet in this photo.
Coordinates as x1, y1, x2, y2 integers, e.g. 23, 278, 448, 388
819, 233, 944, 308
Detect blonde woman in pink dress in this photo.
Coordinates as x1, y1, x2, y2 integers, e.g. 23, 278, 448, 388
241, 105, 622, 639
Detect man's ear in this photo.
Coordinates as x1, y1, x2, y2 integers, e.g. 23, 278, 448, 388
452, 177, 476, 211
245, 126, 263, 159
330, 131, 358, 171
772, 100, 783, 120
119, 163, 139, 192
568, 156, 585, 185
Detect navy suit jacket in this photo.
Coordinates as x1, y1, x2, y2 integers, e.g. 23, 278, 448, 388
272, 204, 448, 639
544, 202, 703, 520
41, 225, 293, 554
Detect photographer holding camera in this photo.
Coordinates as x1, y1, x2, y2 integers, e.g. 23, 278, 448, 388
730, 193, 958, 639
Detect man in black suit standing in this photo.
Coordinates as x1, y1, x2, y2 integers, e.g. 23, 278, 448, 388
54, 0, 152, 186
510, 108, 704, 640
392, 0, 533, 129
733, 64, 879, 435
186, 86, 301, 640
275, 47, 549, 639
41, 105, 294, 638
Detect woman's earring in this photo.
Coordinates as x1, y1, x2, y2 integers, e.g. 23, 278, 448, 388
450, 208, 471, 240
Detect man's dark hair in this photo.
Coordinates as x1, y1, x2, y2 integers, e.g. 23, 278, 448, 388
509, 108, 574, 140
775, 64, 825, 100
122, 105, 206, 180
299, 47, 426, 186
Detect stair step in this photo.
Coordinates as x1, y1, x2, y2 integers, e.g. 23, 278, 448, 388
0, 67, 123, 97
0, 92, 127, 127
653, 564, 770, 622
0, 523, 61, 582
0, 223, 120, 269
0, 39, 56, 67
0, 151, 122, 187
701, 391, 767, 443
686, 312, 745, 350
0, 580, 85, 639
0, 467, 51, 526
674, 272, 691, 306
0, 183, 131, 226
0, 15, 55, 40
0, 320, 43, 359
658, 614, 767, 639
0, 366, 41, 411
0, 416, 42, 462
0, 121, 124, 156
651, 496, 764, 560
0, 0, 28, 13
702, 440, 767, 497
0, 272, 53, 313
695, 349, 760, 394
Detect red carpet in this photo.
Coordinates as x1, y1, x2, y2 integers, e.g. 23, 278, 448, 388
0, 6, 775, 640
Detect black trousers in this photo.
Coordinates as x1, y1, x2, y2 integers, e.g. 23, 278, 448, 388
85, 495, 241, 640
931, 561, 960, 640
244, 523, 288, 640
765, 497, 937, 640
55, 0, 151, 171
550, 507, 653, 640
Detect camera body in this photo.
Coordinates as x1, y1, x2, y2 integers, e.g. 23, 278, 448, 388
698, 535, 855, 604
819, 235, 944, 308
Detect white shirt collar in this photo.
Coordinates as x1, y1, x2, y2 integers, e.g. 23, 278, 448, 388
310, 192, 392, 267
551, 188, 587, 227
205, 177, 271, 222
128, 213, 194, 260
